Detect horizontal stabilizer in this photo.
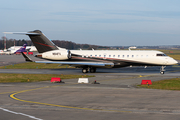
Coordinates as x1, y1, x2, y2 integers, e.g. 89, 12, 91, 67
3, 32, 41, 35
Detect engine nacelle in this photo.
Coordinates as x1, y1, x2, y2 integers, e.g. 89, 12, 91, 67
41, 50, 71, 60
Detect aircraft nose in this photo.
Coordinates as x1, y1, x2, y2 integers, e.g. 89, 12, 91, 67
167, 58, 178, 65
175, 60, 178, 64
172, 59, 178, 64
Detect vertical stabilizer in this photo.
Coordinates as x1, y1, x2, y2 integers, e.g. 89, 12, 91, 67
27, 30, 58, 53
14, 44, 27, 53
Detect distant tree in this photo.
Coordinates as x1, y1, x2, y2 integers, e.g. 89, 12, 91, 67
0, 37, 110, 50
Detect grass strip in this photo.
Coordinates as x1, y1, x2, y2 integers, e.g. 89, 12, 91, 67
0, 73, 94, 83
167, 55, 180, 60
0, 62, 73, 69
138, 78, 180, 90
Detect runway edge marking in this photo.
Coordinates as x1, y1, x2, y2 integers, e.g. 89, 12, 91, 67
9, 85, 131, 113
0, 107, 43, 120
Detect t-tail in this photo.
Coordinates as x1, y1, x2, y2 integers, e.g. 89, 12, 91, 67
27, 30, 58, 53
4, 30, 59, 53
14, 44, 27, 53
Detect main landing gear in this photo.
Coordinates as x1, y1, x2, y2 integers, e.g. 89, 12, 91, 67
82, 67, 96, 73
160, 66, 166, 75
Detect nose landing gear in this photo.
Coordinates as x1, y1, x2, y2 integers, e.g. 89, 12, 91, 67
160, 66, 166, 75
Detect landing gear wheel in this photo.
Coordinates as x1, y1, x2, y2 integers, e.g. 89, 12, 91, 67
90, 68, 96, 73
160, 71, 164, 75
82, 68, 88, 73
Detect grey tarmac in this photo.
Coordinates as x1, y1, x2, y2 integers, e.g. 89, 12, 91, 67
0, 54, 180, 120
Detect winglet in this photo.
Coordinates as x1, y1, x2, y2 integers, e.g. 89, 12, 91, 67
21, 52, 33, 62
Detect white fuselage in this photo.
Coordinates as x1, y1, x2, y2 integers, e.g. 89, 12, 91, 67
70, 50, 177, 66
38, 49, 178, 67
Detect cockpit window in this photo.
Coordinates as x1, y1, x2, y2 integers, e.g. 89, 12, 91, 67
156, 54, 167, 56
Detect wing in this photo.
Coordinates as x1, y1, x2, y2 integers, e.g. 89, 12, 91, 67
21, 52, 114, 67
35, 61, 114, 67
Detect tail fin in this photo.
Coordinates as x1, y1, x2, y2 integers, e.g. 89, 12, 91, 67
14, 44, 27, 53
27, 30, 58, 53
4, 30, 59, 53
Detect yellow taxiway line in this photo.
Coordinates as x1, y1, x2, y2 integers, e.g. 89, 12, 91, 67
6, 72, 175, 113
9, 84, 132, 113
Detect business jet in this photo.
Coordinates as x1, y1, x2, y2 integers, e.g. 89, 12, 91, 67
4, 30, 178, 74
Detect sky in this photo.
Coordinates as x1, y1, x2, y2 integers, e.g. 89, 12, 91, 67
1, 0, 180, 46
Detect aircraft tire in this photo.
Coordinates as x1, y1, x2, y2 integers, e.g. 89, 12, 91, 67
160, 71, 164, 75
90, 68, 96, 73
82, 68, 88, 73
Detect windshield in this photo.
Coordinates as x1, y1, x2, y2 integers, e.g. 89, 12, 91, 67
156, 54, 167, 56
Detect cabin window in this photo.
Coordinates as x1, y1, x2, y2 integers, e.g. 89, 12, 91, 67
95, 55, 97, 57
141, 55, 143, 57
136, 55, 138, 57
104, 55, 106, 57
127, 55, 129, 57
99, 55, 101, 57
123, 55, 125, 58
109, 55, 111, 57
146, 55, 148, 57
90, 55, 92, 57
113, 55, 115, 57
132, 55, 134, 57
118, 55, 120, 57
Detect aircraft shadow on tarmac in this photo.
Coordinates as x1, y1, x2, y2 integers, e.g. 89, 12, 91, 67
50, 66, 178, 74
